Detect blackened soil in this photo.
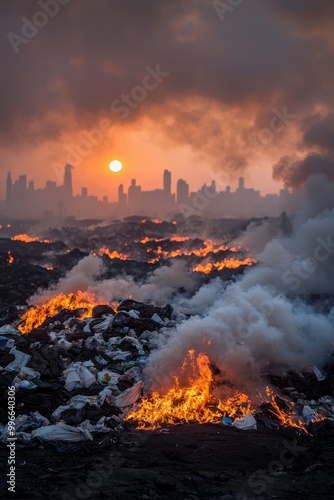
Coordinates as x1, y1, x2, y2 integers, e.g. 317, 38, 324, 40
1, 424, 334, 499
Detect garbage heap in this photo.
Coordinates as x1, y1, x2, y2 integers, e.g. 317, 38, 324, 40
0, 298, 334, 450
0, 299, 173, 449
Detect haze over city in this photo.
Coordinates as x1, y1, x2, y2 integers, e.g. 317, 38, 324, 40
2, 166, 294, 220
1, 2, 334, 499
1, 0, 334, 206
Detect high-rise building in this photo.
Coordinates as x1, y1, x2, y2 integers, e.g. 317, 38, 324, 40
118, 184, 127, 211
238, 177, 245, 189
6, 172, 12, 207
64, 164, 73, 198
13, 175, 27, 200
163, 169, 171, 195
128, 179, 141, 214
176, 178, 189, 206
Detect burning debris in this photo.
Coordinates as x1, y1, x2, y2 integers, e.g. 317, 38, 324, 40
11, 234, 51, 244
17, 291, 102, 334
98, 247, 128, 260
192, 257, 256, 274
1, 189, 334, 457
7, 251, 14, 264
0, 291, 333, 451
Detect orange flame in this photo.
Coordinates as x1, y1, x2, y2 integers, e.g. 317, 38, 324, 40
7, 251, 14, 264
11, 234, 51, 243
170, 236, 190, 242
126, 350, 253, 430
192, 258, 256, 274
146, 239, 240, 263
99, 247, 128, 260
265, 386, 308, 432
18, 291, 102, 334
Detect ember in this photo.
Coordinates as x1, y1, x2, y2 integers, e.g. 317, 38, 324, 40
145, 239, 241, 263
11, 233, 51, 243
192, 257, 256, 274
99, 246, 128, 260
7, 251, 14, 264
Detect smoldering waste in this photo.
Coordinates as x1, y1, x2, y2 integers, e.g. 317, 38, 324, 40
0, 292, 333, 452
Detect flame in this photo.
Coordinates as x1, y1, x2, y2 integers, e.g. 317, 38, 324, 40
170, 236, 190, 242
146, 239, 240, 263
265, 386, 307, 432
7, 251, 14, 264
11, 234, 51, 243
99, 247, 128, 260
18, 291, 102, 334
141, 218, 163, 224
126, 350, 253, 430
193, 258, 256, 274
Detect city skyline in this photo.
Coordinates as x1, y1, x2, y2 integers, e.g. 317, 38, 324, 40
1, 166, 292, 221
2, 2, 334, 201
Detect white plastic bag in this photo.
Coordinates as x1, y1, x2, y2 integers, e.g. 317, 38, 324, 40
232, 414, 257, 430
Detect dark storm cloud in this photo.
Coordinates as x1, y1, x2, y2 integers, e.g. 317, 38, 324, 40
1, 0, 333, 176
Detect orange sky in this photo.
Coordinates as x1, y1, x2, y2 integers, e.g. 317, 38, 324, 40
1, 1, 333, 200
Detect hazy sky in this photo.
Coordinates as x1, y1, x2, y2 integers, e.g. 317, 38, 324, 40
1, 0, 333, 201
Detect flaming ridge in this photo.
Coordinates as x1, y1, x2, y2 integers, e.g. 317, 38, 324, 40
18, 291, 101, 334
146, 239, 240, 262
192, 257, 256, 274
99, 246, 128, 260
11, 234, 51, 243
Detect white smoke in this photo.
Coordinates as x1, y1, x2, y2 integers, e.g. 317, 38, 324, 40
143, 174, 334, 393
30, 257, 196, 306
28, 175, 334, 397
30, 255, 105, 304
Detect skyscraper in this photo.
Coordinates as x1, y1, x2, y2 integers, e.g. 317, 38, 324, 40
238, 177, 245, 190
6, 172, 12, 207
163, 169, 171, 195
64, 164, 73, 198
128, 179, 141, 214
118, 184, 127, 211
176, 178, 189, 206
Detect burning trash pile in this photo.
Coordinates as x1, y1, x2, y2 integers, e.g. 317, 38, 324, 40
1, 291, 334, 450
0, 295, 175, 448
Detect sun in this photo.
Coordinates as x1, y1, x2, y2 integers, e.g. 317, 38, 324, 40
109, 160, 123, 173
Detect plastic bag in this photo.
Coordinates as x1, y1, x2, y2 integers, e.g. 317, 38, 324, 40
232, 413, 257, 430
